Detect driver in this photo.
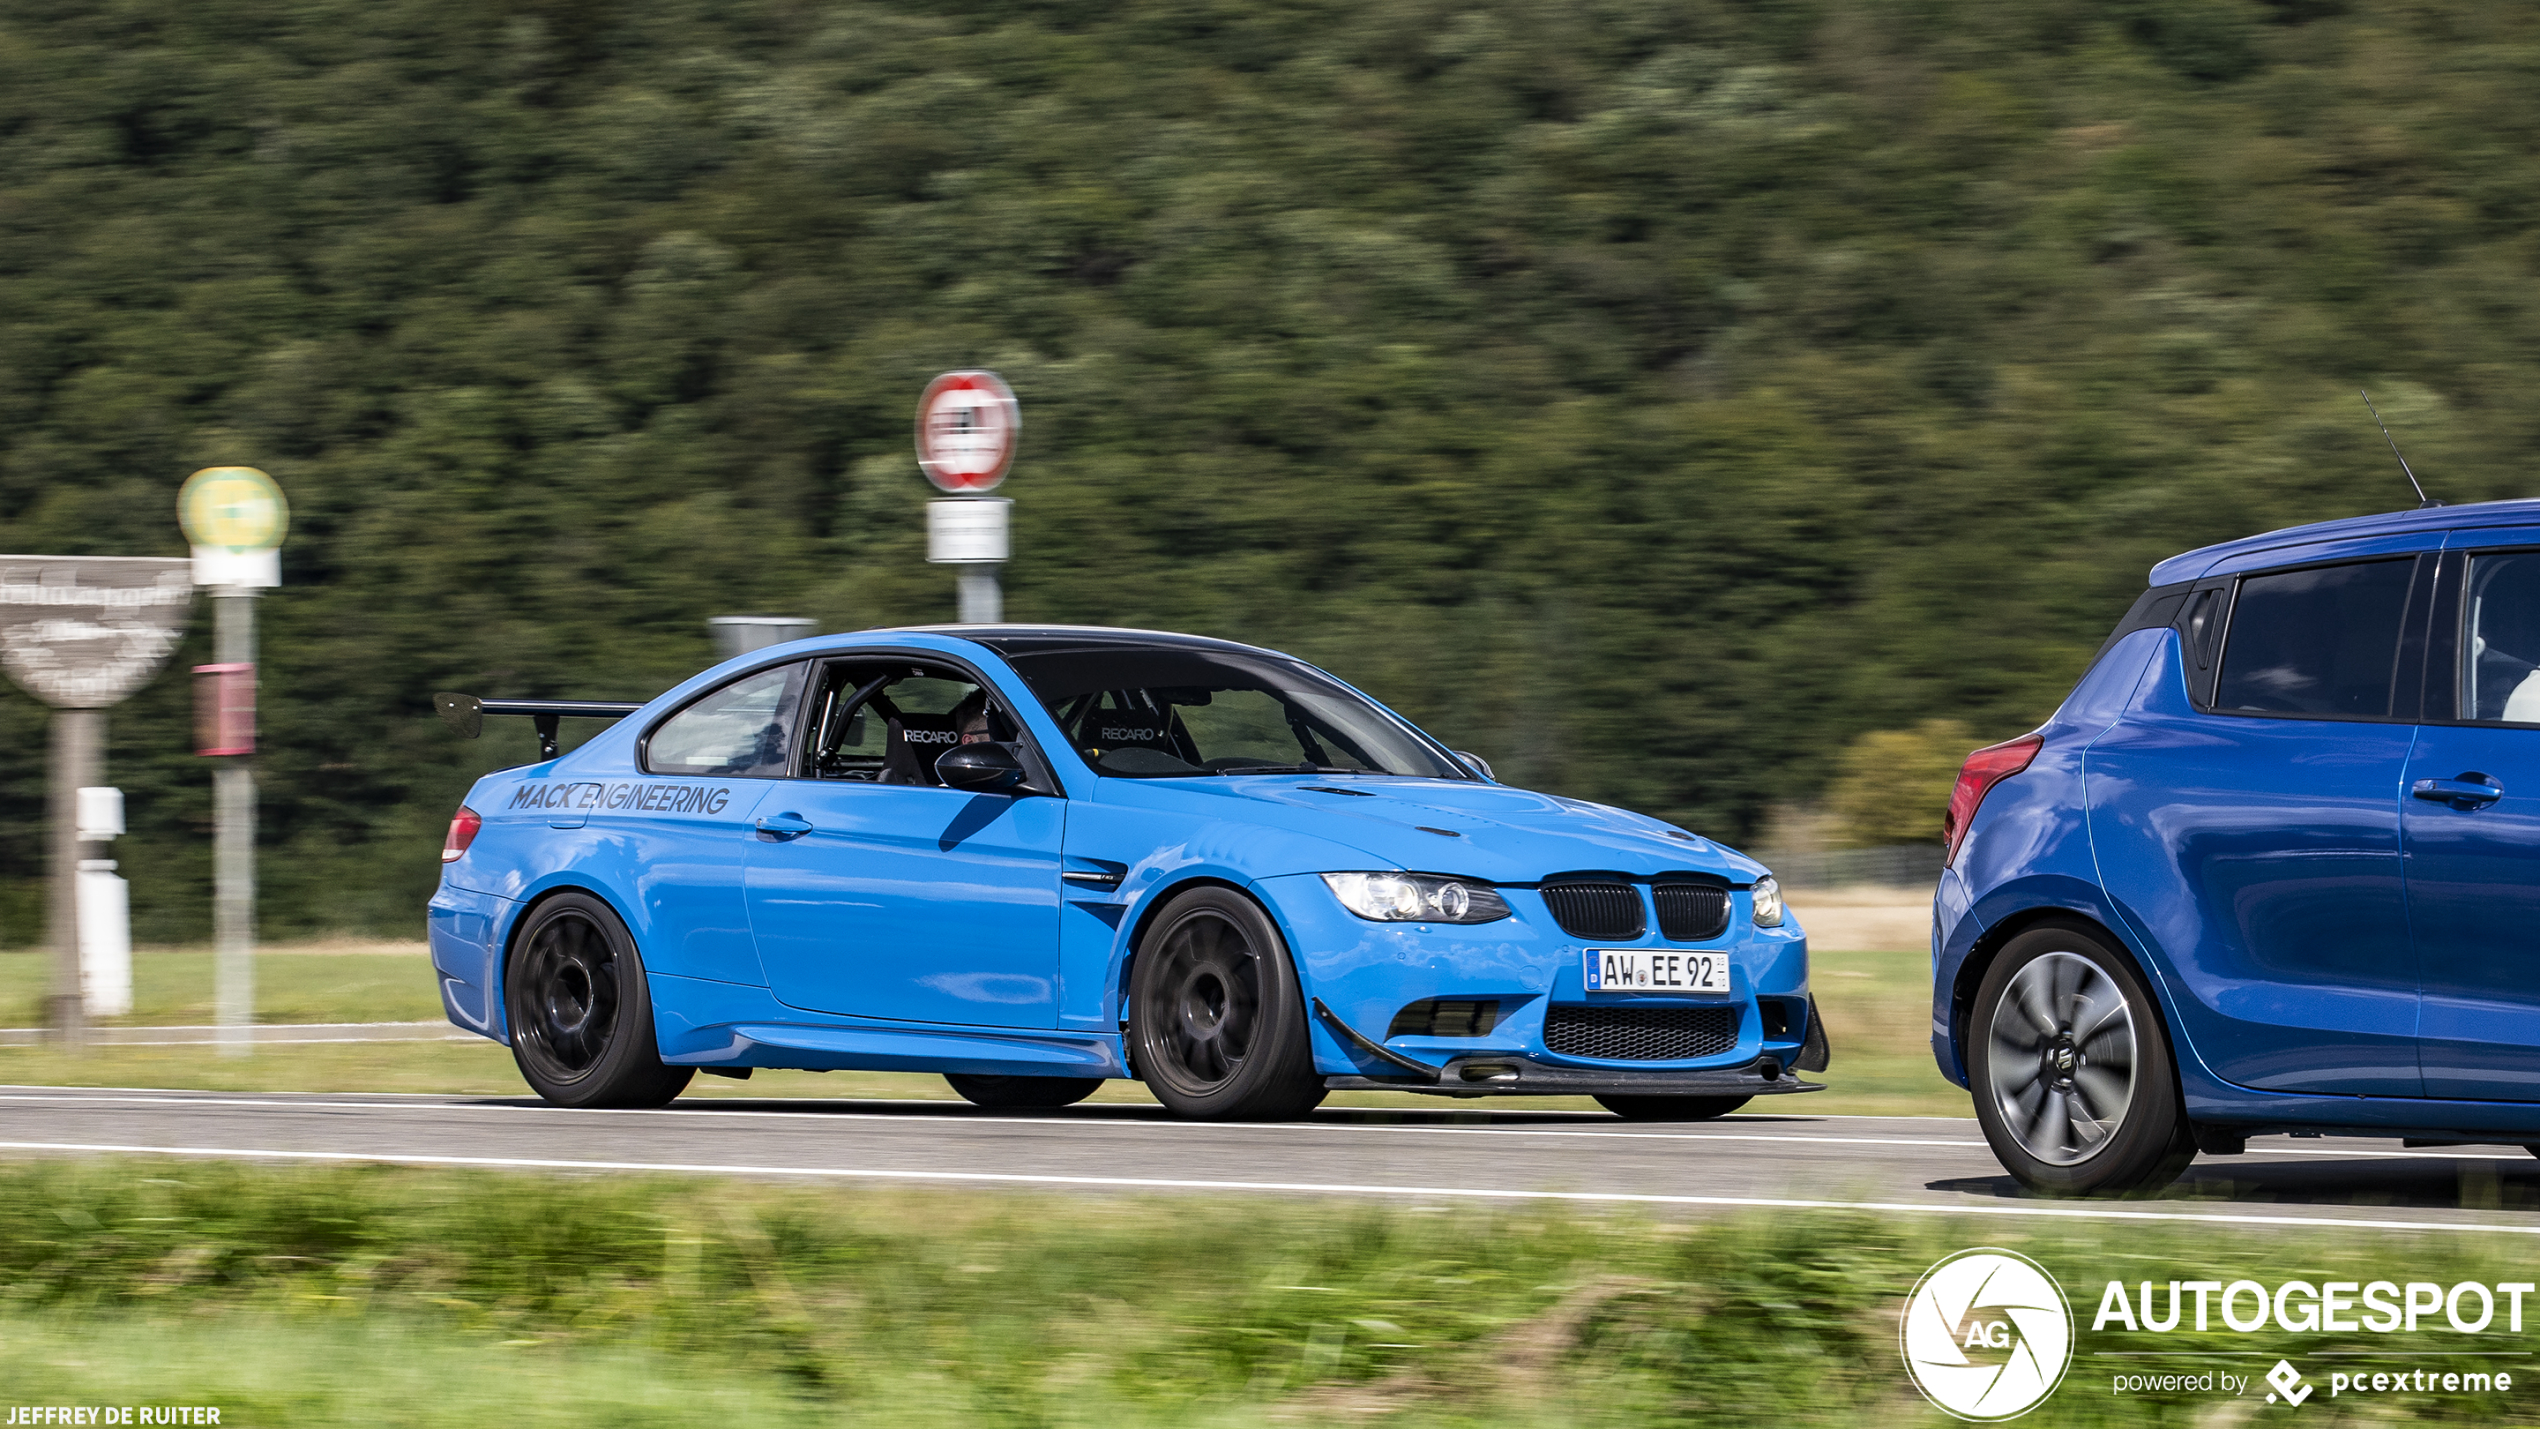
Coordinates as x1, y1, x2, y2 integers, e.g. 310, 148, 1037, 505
949, 690, 996, 745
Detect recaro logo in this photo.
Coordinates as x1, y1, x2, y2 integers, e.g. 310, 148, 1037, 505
1903, 1248, 2074, 1421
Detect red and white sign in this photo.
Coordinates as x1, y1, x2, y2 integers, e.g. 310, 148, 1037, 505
915, 370, 1020, 494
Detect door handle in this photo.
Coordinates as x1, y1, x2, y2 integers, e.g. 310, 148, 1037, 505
755, 812, 815, 840
2413, 776, 2504, 808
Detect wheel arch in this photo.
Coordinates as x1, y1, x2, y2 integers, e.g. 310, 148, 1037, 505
1951, 906, 2183, 1109
489, 881, 644, 1047
1116, 874, 1263, 1007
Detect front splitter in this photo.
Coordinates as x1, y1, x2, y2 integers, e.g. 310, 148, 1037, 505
1325, 1058, 1824, 1100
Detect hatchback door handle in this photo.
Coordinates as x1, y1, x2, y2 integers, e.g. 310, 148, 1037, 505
755, 812, 815, 840
2413, 777, 2504, 807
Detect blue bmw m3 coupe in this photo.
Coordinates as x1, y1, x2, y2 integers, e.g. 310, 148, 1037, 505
1941, 498, 2540, 1194
429, 625, 1825, 1120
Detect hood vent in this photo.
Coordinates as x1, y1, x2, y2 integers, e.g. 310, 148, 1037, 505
1540, 880, 1644, 940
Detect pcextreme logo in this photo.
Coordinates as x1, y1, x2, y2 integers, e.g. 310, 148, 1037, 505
1902, 1248, 2075, 1421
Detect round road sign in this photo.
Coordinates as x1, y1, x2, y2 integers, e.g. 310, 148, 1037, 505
179, 467, 289, 553
915, 371, 1020, 494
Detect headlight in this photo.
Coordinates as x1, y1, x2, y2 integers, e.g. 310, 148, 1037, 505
1321, 872, 1511, 924
1750, 874, 1785, 928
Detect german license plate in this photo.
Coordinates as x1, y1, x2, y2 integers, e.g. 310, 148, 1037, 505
1584, 949, 1731, 995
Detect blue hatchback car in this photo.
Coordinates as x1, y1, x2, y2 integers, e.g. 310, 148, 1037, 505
429, 626, 1824, 1120
1941, 498, 2540, 1194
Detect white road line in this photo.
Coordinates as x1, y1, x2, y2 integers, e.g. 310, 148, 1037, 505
3, 1139, 2537, 1236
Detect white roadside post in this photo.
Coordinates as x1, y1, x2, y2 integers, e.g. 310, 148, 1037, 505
75, 786, 131, 1018
914, 370, 1020, 624
180, 466, 288, 1058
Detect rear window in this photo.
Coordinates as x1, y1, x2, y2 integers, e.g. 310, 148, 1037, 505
2213, 560, 2413, 718
2461, 552, 2540, 722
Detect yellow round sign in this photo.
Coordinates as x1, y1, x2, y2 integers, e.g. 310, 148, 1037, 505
178, 467, 288, 553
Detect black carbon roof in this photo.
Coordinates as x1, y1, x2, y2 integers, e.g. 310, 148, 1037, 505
913, 624, 1280, 659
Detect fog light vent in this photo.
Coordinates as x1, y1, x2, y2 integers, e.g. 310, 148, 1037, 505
1386, 999, 1502, 1039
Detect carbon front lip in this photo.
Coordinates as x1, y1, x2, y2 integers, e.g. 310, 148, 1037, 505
1324, 1057, 1823, 1099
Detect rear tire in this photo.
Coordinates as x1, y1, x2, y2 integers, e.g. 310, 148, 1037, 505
1595, 1095, 1750, 1122
1968, 921, 2193, 1197
944, 1074, 1104, 1109
1130, 887, 1328, 1120
505, 891, 693, 1109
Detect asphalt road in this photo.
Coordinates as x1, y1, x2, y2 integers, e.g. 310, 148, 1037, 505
8, 1085, 2540, 1236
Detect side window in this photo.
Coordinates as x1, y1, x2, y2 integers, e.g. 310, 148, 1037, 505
2213, 560, 2414, 718
802, 662, 1019, 784
2462, 553, 2540, 722
643, 663, 806, 776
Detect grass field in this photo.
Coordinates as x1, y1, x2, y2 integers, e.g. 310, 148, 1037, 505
0, 933, 1968, 1118
0, 941, 447, 1027
0, 1158, 2530, 1426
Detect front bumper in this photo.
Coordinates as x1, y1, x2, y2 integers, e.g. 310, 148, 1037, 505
1265, 871, 1816, 1082
1325, 1055, 1823, 1099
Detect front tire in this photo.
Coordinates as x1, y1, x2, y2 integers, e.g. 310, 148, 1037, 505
1595, 1095, 1750, 1122
944, 1074, 1104, 1109
505, 891, 694, 1109
1129, 887, 1327, 1120
1968, 921, 2193, 1197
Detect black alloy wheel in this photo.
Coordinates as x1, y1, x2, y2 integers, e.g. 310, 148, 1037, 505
506, 891, 694, 1109
1129, 887, 1326, 1120
1594, 1094, 1752, 1122
944, 1074, 1105, 1109
1968, 920, 2194, 1197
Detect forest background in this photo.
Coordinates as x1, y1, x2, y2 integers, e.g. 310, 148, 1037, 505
3, 0, 2535, 940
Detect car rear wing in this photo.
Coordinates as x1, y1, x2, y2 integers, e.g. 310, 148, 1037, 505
434, 692, 645, 759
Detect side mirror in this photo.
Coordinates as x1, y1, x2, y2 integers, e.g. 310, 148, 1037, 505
937, 741, 1027, 793
1454, 750, 1496, 782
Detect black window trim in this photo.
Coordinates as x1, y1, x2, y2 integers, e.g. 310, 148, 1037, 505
786, 646, 1065, 795
636, 658, 814, 779
2199, 551, 2434, 726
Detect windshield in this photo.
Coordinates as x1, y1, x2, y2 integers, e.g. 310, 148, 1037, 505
996, 645, 1469, 780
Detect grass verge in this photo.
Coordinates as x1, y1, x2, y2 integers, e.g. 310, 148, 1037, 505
0, 1159, 2532, 1425
1, 946, 446, 1027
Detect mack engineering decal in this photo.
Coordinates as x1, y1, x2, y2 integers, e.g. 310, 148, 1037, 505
506, 781, 733, 815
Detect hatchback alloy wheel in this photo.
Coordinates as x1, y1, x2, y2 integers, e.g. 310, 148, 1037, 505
1967, 922, 2194, 1197
1985, 951, 2136, 1166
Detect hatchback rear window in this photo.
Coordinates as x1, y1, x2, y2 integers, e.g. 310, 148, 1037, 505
2462, 552, 2540, 721
2214, 559, 2414, 718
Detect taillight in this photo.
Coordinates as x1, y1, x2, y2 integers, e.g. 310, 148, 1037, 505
442, 806, 482, 864
1943, 734, 2043, 866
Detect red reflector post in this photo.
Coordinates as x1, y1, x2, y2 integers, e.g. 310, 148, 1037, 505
193, 663, 255, 756
442, 806, 482, 864
1943, 733, 2044, 865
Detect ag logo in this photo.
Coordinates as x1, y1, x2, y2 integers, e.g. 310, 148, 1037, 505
1902, 1248, 2073, 1421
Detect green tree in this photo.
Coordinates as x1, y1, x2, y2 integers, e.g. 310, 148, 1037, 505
1826, 721, 1975, 849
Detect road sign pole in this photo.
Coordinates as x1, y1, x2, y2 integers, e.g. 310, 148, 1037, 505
957, 567, 1002, 624
213, 587, 256, 1058
47, 707, 101, 1048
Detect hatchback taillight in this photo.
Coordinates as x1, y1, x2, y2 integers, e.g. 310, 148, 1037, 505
1943, 734, 2043, 865
442, 806, 482, 864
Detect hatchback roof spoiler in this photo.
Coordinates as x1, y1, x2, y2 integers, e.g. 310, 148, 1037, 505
434, 692, 645, 759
